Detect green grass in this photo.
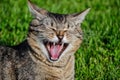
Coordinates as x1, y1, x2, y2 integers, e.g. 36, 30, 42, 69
0, 0, 120, 80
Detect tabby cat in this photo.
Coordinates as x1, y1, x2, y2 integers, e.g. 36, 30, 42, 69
0, 0, 90, 80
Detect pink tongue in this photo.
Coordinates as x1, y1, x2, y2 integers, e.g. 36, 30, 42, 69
50, 45, 62, 60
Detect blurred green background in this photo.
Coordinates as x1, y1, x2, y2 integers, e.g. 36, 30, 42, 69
0, 0, 120, 80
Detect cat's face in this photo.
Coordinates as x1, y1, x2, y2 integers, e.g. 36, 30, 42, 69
28, 1, 90, 62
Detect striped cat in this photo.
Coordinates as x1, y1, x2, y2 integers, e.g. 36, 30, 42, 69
0, 0, 90, 80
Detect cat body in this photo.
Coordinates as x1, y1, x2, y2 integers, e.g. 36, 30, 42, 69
0, 41, 74, 80
0, 1, 90, 80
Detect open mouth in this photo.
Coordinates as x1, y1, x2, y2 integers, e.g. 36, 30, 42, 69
43, 40, 69, 61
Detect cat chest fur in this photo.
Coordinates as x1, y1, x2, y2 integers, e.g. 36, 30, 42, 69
30, 52, 75, 80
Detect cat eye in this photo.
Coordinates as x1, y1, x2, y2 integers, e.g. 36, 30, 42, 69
49, 27, 56, 32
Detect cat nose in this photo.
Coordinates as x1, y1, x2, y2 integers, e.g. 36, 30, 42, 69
57, 35, 63, 42
56, 30, 65, 42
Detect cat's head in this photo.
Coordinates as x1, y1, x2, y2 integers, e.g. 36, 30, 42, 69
27, 0, 90, 62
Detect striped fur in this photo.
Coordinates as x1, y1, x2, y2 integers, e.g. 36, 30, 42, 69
0, 0, 90, 80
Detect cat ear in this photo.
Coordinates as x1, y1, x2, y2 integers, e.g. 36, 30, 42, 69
68, 8, 90, 24
28, 0, 48, 19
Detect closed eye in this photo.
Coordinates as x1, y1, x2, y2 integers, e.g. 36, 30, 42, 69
48, 27, 56, 32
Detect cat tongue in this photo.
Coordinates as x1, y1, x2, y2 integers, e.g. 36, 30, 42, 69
50, 44, 62, 60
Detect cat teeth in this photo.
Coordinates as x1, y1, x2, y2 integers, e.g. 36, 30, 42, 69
44, 40, 66, 46
53, 42, 56, 46
47, 42, 50, 51
61, 43, 64, 47
51, 57, 58, 61
53, 42, 64, 46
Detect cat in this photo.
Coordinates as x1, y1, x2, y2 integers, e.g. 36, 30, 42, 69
0, 0, 90, 80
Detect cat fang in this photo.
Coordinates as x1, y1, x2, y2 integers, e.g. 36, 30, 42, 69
43, 40, 69, 61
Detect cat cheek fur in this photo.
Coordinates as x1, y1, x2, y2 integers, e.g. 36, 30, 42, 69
45, 32, 59, 42
62, 33, 71, 43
